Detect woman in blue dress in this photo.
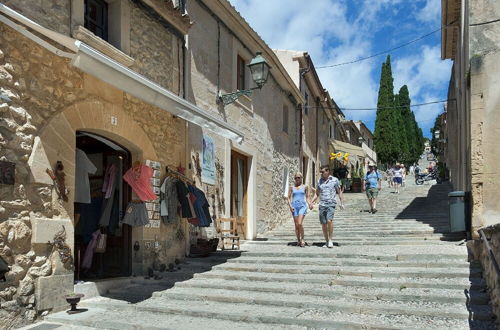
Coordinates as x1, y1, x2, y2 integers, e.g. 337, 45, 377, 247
287, 172, 312, 247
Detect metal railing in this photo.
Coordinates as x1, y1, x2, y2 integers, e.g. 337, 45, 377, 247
478, 228, 500, 280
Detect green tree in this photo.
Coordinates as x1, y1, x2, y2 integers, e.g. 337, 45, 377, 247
374, 56, 398, 165
394, 86, 411, 163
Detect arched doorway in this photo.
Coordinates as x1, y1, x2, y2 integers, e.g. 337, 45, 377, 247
74, 131, 132, 279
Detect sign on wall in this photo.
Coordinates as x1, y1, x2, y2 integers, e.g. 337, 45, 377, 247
202, 135, 216, 185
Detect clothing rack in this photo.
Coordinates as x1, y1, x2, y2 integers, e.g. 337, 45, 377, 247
165, 166, 195, 185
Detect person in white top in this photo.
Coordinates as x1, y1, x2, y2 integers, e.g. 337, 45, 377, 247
392, 163, 404, 194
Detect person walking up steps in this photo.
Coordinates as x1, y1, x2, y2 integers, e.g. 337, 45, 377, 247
287, 172, 311, 247
311, 165, 344, 248
362, 163, 381, 213
393, 163, 403, 194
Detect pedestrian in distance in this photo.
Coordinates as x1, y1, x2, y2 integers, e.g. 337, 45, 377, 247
392, 163, 404, 194
363, 163, 381, 213
401, 164, 406, 187
310, 165, 344, 248
287, 172, 312, 247
386, 168, 394, 188
334, 163, 349, 192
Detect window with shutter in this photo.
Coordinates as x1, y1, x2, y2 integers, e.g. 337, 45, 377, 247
282, 105, 288, 133
237, 55, 246, 91
84, 0, 108, 41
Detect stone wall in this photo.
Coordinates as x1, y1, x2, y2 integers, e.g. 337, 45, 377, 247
468, 224, 500, 321
186, 0, 301, 237
129, 1, 182, 95
0, 0, 71, 35
468, 0, 500, 232
0, 12, 186, 327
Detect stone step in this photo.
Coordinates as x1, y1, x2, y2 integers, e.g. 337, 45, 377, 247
44, 304, 309, 330
195, 256, 475, 269
244, 239, 463, 246
170, 278, 491, 305
268, 230, 462, 236
212, 251, 469, 262
203, 263, 479, 279
153, 286, 495, 321
73, 296, 495, 329
192, 270, 486, 291
289, 223, 451, 229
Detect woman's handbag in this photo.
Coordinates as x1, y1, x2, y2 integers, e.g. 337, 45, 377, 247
94, 233, 107, 253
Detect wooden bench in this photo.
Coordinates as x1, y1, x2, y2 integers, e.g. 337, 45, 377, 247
215, 218, 240, 250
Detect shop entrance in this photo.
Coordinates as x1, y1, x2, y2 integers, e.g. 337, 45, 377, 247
230, 150, 248, 238
74, 131, 132, 280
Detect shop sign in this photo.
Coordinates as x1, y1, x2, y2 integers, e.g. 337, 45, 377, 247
201, 135, 216, 185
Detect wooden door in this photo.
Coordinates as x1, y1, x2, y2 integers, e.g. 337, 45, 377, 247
230, 151, 248, 238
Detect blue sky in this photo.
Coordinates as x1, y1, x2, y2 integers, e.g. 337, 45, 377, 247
229, 0, 452, 138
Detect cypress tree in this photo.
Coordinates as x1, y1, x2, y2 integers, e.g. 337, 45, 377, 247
374, 56, 398, 165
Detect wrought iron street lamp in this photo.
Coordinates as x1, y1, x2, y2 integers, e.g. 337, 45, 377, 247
218, 52, 271, 106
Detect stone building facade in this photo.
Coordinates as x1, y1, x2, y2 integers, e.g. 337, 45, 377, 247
441, 0, 500, 319
274, 50, 322, 191
185, 0, 303, 237
0, 0, 241, 327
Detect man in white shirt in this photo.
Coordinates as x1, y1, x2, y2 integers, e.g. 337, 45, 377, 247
311, 165, 344, 248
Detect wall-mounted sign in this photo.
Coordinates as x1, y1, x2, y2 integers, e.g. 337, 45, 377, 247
0, 161, 15, 185
202, 135, 216, 185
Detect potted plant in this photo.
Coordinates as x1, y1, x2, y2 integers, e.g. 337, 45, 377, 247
64, 292, 84, 313
351, 171, 362, 193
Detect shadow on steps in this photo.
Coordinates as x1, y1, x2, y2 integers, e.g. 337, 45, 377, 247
96, 251, 243, 304
395, 183, 466, 241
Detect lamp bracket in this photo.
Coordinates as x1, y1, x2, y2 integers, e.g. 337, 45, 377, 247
218, 87, 259, 106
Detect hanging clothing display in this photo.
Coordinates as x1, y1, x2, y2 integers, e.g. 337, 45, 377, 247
82, 230, 100, 269
75, 148, 97, 203
99, 164, 118, 227
187, 192, 200, 226
175, 180, 192, 218
121, 201, 149, 227
123, 164, 157, 201
102, 164, 117, 199
160, 176, 179, 224
77, 197, 102, 244
188, 185, 212, 227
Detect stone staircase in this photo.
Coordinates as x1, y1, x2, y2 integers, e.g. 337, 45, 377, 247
24, 182, 498, 329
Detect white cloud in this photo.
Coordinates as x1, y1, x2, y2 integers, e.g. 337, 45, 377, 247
416, 0, 441, 23
392, 45, 452, 135
229, 0, 451, 136
229, 0, 399, 125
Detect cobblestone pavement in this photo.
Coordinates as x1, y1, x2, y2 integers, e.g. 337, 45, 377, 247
23, 181, 498, 329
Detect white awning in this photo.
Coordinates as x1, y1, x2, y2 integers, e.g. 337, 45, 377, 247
0, 4, 244, 143
71, 42, 243, 142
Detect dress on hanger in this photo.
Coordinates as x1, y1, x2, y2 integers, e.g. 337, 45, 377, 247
123, 164, 157, 201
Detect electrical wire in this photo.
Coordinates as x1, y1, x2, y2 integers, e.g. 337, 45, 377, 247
316, 28, 441, 69
470, 18, 500, 27
306, 99, 453, 111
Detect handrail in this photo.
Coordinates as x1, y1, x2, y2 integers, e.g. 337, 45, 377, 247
478, 228, 500, 280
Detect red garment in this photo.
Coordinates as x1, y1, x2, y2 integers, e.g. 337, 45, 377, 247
187, 192, 199, 225
123, 164, 157, 201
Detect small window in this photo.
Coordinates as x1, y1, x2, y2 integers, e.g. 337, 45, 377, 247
282, 105, 288, 133
237, 55, 246, 91
85, 0, 108, 41
304, 92, 309, 115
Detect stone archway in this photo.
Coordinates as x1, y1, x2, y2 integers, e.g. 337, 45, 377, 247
33, 100, 158, 219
